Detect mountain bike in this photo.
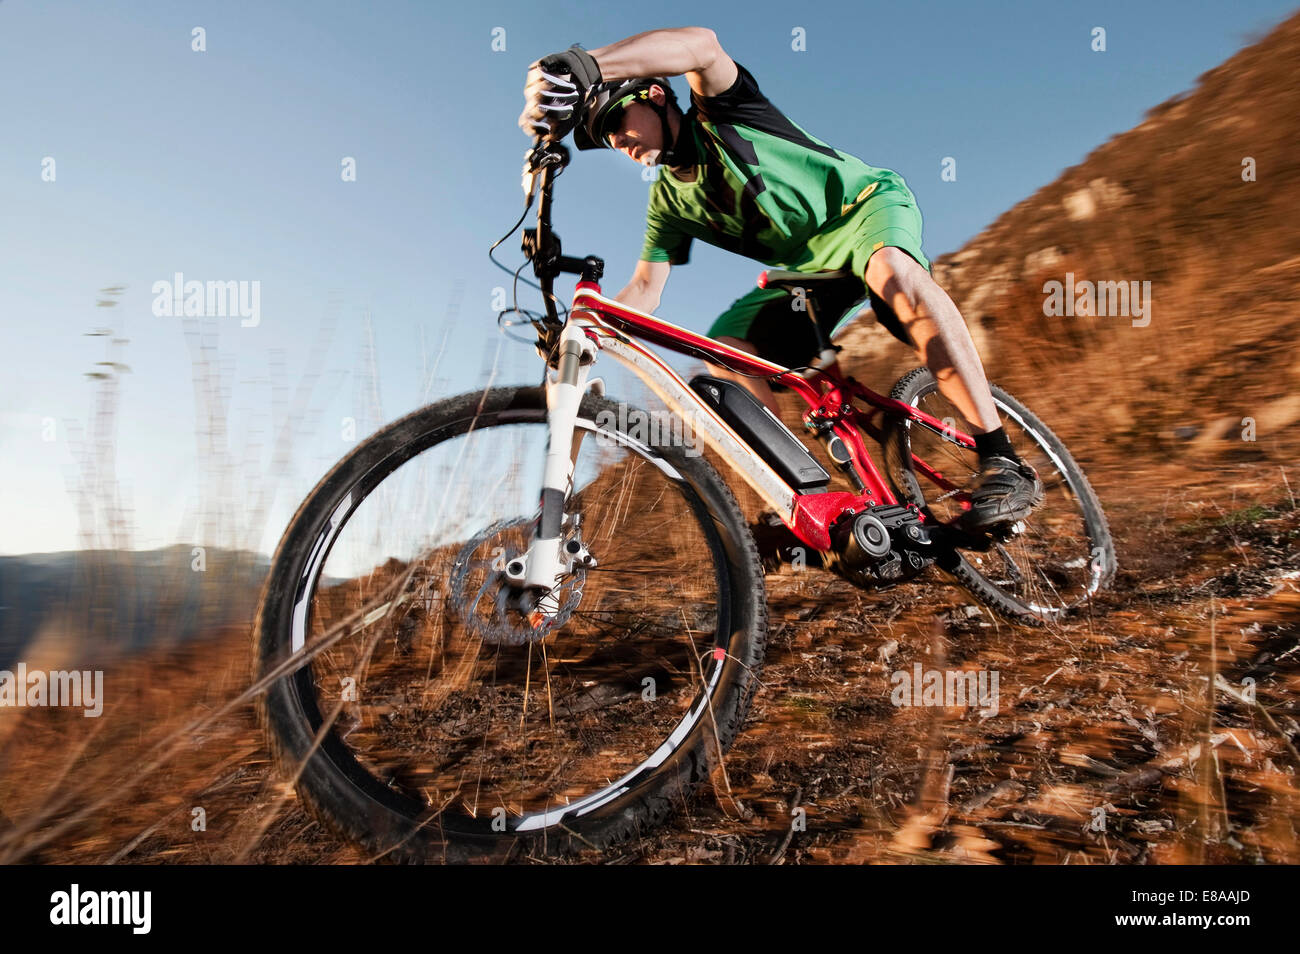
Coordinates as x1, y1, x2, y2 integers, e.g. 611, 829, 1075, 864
252, 139, 1115, 862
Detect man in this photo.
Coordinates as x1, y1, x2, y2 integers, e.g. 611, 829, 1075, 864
519, 27, 1042, 531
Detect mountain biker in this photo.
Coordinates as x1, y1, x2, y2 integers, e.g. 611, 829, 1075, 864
518, 27, 1042, 532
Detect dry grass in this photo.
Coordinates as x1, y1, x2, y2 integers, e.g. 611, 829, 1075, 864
4, 10, 1300, 866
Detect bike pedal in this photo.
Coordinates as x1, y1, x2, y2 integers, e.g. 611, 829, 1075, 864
982, 519, 1027, 544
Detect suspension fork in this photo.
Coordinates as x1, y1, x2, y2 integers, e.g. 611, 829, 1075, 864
522, 321, 598, 592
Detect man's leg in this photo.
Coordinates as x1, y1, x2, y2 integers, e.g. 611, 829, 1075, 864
865, 246, 1042, 529
706, 336, 781, 416
864, 246, 1000, 432
703, 286, 796, 417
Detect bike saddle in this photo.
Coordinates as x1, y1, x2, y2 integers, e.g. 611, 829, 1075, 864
758, 266, 860, 293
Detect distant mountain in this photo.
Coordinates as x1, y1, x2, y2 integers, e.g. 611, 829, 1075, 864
0, 545, 268, 667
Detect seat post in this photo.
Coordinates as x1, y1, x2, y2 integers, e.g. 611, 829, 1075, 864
798, 297, 842, 377
756, 268, 852, 377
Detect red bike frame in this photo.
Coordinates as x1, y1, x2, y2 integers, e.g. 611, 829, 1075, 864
564, 277, 976, 552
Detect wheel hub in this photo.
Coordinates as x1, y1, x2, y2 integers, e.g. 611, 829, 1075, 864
447, 516, 591, 645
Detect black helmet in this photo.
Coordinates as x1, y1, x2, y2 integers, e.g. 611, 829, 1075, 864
574, 77, 679, 152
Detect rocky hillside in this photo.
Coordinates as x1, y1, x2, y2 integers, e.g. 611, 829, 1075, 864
837, 9, 1300, 466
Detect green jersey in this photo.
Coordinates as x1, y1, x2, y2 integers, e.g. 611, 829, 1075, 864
640, 62, 926, 274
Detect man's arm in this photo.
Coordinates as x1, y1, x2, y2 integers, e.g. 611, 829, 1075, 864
614, 259, 671, 314
588, 27, 737, 99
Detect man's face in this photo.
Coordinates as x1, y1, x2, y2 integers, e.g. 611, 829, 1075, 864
606, 98, 666, 166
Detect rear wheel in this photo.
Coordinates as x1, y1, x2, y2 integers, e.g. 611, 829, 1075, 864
884, 367, 1116, 625
252, 385, 767, 861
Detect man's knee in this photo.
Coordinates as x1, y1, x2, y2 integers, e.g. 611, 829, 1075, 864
865, 246, 931, 309
865, 246, 909, 288
704, 335, 750, 376
711, 335, 760, 361
715, 334, 754, 349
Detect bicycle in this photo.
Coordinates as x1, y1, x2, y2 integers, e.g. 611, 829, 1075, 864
252, 139, 1115, 862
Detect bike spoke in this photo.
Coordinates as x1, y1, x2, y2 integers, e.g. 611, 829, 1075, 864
285, 412, 731, 828
898, 382, 1106, 618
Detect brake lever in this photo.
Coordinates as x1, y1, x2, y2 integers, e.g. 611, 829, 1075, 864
522, 136, 544, 201
521, 156, 538, 203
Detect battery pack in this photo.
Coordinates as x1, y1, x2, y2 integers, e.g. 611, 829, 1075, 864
689, 375, 830, 493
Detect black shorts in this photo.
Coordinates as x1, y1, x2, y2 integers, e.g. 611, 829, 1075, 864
740, 280, 915, 371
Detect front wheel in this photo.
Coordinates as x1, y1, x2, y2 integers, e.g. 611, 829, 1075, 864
884, 368, 1116, 625
252, 385, 767, 861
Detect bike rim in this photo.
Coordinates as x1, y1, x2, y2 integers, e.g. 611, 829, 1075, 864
277, 400, 735, 839
902, 386, 1105, 616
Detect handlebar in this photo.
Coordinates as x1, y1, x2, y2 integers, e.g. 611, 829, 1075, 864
522, 137, 604, 327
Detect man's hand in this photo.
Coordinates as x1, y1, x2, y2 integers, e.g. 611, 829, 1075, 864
518, 45, 603, 140
614, 260, 670, 314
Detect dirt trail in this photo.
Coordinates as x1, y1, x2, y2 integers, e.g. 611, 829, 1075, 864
0, 459, 1295, 865
6, 10, 1300, 865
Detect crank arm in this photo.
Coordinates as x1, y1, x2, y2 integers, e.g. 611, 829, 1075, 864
927, 518, 1027, 553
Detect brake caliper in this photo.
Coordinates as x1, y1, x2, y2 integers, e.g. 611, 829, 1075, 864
448, 514, 594, 645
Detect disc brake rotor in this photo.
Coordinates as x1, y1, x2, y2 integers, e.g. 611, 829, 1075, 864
447, 516, 587, 646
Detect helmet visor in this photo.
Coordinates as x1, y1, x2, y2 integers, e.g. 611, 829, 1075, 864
594, 91, 641, 147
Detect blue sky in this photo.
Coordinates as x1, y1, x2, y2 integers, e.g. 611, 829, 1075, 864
1, 0, 1295, 557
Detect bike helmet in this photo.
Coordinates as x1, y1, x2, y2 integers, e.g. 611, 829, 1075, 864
574, 77, 682, 161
